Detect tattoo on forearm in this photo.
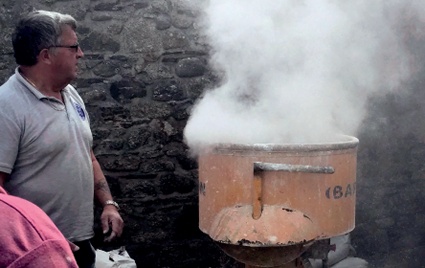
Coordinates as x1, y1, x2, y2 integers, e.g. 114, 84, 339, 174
95, 180, 111, 195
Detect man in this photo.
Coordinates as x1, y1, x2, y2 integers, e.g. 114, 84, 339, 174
0, 186, 79, 268
0, 10, 124, 268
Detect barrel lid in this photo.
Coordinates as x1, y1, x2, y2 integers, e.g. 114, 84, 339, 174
204, 135, 359, 154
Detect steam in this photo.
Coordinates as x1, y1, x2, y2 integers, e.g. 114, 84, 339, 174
184, 0, 421, 154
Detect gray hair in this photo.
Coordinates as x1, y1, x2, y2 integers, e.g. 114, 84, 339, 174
12, 10, 77, 66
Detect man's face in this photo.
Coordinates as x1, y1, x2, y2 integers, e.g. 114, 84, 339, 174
49, 25, 84, 83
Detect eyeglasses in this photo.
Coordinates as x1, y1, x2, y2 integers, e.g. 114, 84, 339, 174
49, 43, 79, 52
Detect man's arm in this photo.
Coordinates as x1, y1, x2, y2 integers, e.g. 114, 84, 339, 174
91, 150, 124, 242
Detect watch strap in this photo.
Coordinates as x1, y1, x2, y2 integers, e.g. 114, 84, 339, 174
104, 200, 120, 210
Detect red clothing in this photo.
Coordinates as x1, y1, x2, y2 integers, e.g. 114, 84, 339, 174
0, 187, 78, 267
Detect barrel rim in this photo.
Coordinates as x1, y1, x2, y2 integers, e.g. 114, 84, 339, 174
205, 135, 359, 153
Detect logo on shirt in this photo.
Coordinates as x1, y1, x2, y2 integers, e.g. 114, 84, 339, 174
73, 102, 86, 120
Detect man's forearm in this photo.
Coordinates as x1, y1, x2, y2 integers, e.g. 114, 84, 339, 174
94, 173, 113, 205
91, 150, 114, 206
91, 150, 124, 240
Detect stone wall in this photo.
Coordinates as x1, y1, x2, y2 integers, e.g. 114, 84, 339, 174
0, 1, 236, 267
0, 1, 424, 267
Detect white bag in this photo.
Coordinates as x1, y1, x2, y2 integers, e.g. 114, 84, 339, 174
328, 234, 356, 266
332, 257, 368, 268
95, 247, 137, 268
308, 257, 368, 268
307, 234, 367, 268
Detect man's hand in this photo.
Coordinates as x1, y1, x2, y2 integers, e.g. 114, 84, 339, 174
101, 206, 124, 242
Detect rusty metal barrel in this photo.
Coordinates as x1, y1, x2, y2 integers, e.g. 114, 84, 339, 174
198, 136, 359, 267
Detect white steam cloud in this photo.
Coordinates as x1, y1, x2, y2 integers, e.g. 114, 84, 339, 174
184, 0, 422, 154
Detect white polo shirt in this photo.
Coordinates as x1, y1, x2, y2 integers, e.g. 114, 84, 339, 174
0, 68, 94, 242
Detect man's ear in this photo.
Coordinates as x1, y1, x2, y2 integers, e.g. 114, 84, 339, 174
38, 48, 52, 65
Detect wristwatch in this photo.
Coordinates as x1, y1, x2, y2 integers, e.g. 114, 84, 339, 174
105, 200, 120, 210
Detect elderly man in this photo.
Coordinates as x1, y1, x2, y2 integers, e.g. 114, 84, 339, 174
0, 10, 124, 268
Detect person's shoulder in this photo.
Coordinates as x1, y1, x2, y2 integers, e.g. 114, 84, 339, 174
0, 75, 24, 101
0, 77, 29, 119
7, 239, 78, 268
0, 191, 68, 243
0, 192, 78, 267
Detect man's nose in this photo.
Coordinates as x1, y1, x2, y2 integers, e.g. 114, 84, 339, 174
77, 46, 84, 58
